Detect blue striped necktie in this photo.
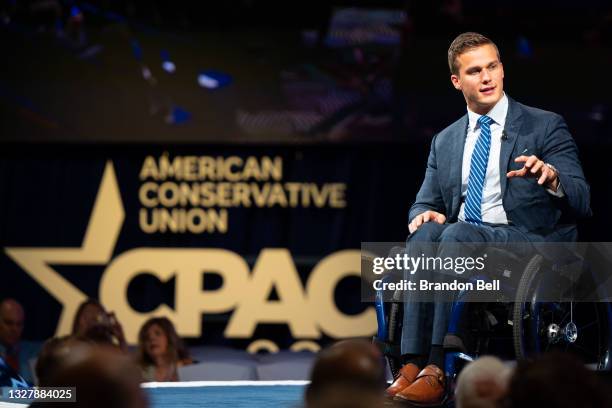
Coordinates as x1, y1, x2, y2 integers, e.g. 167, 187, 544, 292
465, 115, 493, 225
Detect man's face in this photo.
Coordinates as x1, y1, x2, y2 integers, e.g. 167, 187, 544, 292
0, 301, 25, 347
450, 44, 504, 114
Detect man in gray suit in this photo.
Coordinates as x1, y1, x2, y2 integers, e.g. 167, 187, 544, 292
386, 32, 591, 405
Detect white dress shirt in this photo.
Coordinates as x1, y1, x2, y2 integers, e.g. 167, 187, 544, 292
458, 93, 509, 224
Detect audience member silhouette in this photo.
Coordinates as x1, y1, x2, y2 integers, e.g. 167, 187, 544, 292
306, 339, 386, 408
0, 298, 39, 383
505, 352, 611, 408
31, 344, 148, 408
455, 356, 512, 408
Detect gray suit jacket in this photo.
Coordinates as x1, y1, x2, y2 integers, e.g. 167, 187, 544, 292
409, 97, 591, 238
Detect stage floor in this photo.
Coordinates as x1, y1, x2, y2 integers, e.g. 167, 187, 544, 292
144, 381, 307, 408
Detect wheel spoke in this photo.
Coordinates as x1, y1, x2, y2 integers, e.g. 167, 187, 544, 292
578, 320, 598, 331
558, 311, 570, 326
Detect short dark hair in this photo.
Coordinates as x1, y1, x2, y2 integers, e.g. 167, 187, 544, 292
35, 336, 83, 386
306, 340, 385, 407
448, 32, 500, 75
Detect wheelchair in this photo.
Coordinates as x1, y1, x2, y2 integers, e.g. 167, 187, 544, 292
373, 245, 612, 392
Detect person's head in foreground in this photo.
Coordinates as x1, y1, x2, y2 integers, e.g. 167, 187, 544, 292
455, 356, 512, 408
35, 335, 82, 386
137, 316, 192, 382
305, 339, 386, 408
504, 352, 611, 408
0, 298, 25, 349
32, 343, 148, 408
448, 32, 504, 115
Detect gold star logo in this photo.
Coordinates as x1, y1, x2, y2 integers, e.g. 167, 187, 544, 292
5, 162, 124, 336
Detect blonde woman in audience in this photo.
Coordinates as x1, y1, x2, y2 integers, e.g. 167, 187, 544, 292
137, 317, 192, 382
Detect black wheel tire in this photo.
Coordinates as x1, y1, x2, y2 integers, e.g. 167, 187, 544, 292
513, 254, 544, 360
513, 255, 612, 369
387, 302, 402, 378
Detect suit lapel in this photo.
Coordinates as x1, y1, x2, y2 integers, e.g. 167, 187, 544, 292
500, 97, 522, 198
450, 114, 468, 218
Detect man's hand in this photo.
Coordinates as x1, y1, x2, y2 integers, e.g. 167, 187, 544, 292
408, 210, 446, 234
506, 155, 559, 191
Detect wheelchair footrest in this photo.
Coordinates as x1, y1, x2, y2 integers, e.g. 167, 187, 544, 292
443, 334, 468, 353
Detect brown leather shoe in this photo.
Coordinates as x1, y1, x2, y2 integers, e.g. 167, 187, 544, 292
386, 363, 420, 397
394, 364, 445, 405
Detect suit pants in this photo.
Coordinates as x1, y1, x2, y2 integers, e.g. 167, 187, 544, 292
400, 220, 542, 355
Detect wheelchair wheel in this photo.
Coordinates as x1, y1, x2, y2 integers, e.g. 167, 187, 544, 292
386, 301, 403, 379
513, 255, 612, 370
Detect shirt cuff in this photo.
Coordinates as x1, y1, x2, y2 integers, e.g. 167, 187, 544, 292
547, 181, 565, 198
